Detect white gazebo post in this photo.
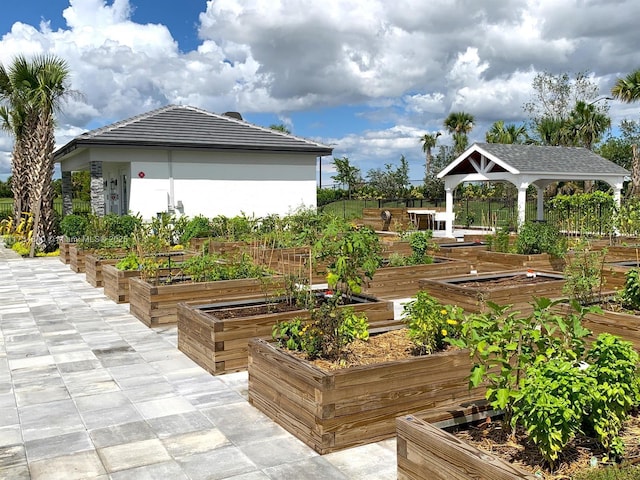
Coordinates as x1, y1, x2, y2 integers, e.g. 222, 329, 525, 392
444, 180, 455, 238
613, 181, 624, 236
517, 181, 529, 228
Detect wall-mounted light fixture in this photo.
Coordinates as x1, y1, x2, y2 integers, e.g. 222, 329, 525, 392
110, 179, 118, 187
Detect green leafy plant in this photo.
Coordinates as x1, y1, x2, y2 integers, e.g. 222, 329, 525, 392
180, 215, 212, 244
59, 214, 88, 241
272, 296, 369, 361
402, 291, 464, 355
314, 219, 381, 299
407, 230, 435, 264
449, 298, 593, 427
585, 333, 640, 460
619, 267, 640, 309
512, 357, 595, 467
115, 252, 141, 271
485, 227, 512, 253
515, 221, 567, 257
563, 241, 607, 304
181, 252, 267, 283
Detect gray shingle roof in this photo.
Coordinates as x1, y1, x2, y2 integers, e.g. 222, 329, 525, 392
55, 105, 333, 159
475, 143, 629, 175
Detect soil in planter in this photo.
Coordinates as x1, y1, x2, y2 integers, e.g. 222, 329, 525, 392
286, 329, 450, 371
452, 273, 561, 289
450, 415, 640, 479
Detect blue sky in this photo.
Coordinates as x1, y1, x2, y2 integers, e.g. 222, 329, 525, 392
1, 0, 640, 184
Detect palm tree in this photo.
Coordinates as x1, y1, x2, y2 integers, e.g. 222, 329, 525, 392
419, 131, 441, 178
485, 121, 529, 144
612, 69, 640, 197
535, 116, 573, 146
444, 111, 474, 155
0, 63, 33, 225
568, 101, 611, 150
2, 55, 74, 255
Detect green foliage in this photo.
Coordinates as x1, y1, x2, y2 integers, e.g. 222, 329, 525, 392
115, 252, 141, 271
453, 298, 640, 465
512, 357, 595, 467
314, 219, 381, 298
550, 192, 616, 237
272, 295, 369, 361
182, 253, 267, 283
402, 292, 464, 355
562, 241, 607, 304
485, 228, 512, 253
449, 298, 593, 424
59, 214, 88, 240
515, 220, 567, 256
317, 188, 346, 207
616, 197, 640, 236
572, 464, 640, 480
180, 215, 212, 244
619, 268, 640, 310
408, 230, 435, 264
585, 333, 640, 459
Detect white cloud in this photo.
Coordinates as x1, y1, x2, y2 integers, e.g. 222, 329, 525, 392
1, 0, 639, 181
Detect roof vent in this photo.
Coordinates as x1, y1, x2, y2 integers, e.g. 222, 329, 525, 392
223, 111, 243, 121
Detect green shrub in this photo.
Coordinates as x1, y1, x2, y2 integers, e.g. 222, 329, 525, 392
402, 292, 464, 355
59, 214, 88, 240
620, 268, 640, 310
515, 221, 567, 256
180, 215, 212, 244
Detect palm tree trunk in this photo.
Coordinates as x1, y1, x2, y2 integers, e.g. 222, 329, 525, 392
629, 144, 640, 198
11, 139, 30, 224
28, 115, 56, 257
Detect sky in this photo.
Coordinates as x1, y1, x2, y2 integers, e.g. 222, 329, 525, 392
1, 0, 640, 185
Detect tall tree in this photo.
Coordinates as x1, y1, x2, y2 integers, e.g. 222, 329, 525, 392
567, 100, 611, 150
0, 65, 32, 224
366, 155, 410, 199
443, 111, 474, 155
485, 121, 529, 144
331, 156, 361, 198
1, 54, 74, 255
419, 131, 441, 179
612, 69, 640, 197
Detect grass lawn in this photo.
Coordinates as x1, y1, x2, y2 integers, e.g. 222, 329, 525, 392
0, 198, 91, 217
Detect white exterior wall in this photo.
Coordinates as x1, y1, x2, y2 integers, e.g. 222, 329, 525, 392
128, 149, 317, 220
59, 147, 318, 220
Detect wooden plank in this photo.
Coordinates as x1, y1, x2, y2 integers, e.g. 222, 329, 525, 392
248, 338, 487, 453
396, 416, 536, 480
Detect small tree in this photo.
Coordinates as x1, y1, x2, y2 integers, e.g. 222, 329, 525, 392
331, 156, 361, 198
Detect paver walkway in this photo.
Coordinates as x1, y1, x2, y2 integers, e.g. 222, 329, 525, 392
0, 245, 396, 479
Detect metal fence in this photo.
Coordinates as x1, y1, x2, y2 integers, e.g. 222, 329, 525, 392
0, 199, 92, 218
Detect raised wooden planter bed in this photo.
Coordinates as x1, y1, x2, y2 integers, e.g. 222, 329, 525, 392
178, 295, 396, 375
396, 415, 535, 480
418, 270, 566, 314
59, 241, 73, 264
429, 241, 489, 263
102, 264, 140, 303
362, 256, 470, 299
248, 338, 485, 454
129, 275, 286, 327
84, 254, 120, 288
188, 238, 248, 256
68, 244, 86, 273
476, 250, 568, 272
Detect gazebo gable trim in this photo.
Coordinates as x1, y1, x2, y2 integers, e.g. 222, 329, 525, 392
437, 144, 518, 178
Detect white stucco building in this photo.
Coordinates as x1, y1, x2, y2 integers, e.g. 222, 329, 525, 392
54, 105, 333, 219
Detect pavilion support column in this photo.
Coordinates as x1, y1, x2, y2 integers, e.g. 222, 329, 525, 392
61, 171, 73, 217
90, 161, 105, 217
517, 182, 529, 229
613, 183, 623, 236
536, 185, 544, 221
444, 183, 454, 238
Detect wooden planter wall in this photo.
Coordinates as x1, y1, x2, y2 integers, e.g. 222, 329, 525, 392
188, 238, 248, 256
396, 416, 535, 480
102, 265, 140, 303
429, 243, 489, 263
129, 275, 286, 327
362, 257, 470, 299
359, 208, 412, 232
68, 244, 86, 273
248, 338, 485, 454
59, 241, 73, 264
84, 255, 119, 288
418, 270, 566, 314
476, 250, 568, 273
178, 297, 396, 376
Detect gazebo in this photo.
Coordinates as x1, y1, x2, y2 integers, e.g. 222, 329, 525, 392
437, 143, 630, 238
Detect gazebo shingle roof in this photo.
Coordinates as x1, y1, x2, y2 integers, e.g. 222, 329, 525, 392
54, 105, 333, 159
474, 143, 629, 175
